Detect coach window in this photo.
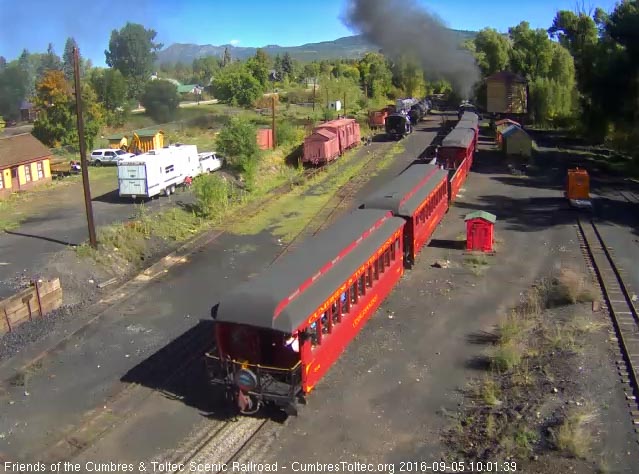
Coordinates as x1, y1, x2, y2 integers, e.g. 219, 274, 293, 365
321, 310, 331, 335
332, 301, 340, 324
351, 282, 358, 305
373, 259, 379, 280
378, 255, 385, 274
342, 288, 350, 314
358, 275, 365, 297
390, 241, 396, 261
367, 266, 373, 288
384, 247, 391, 267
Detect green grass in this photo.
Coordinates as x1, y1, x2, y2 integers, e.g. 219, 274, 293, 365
230, 141, 404, 242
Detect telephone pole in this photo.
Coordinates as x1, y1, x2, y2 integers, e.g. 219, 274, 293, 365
272, 95, 277, 149
73, 46, 97, 249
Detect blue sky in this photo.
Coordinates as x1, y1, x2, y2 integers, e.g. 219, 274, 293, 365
0, 0, 621, 66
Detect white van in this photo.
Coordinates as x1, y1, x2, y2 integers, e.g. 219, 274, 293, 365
117, 149, 186, 199
198, 152, 224, 174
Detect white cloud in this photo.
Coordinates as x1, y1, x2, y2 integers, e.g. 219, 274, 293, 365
229, 39, 240, 46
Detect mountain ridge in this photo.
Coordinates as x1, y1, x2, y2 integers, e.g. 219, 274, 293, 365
156, 31, 477, 65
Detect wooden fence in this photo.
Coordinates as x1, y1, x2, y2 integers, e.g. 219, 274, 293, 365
0, 279, 63, 335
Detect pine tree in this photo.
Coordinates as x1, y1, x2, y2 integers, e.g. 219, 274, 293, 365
223, 47, 232, 67
63, 37, 79, 81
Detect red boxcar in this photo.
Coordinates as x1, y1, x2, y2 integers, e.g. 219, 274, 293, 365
316, 118, 359, 154
361, 163, 449, 266
368, 110, 389, 129
208, 209, 405, 415
438, 128, 475, 170
303, 129, 340, 165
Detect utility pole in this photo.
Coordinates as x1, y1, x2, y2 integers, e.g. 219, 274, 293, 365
73, 46, 97, 249
343, 92, 346, 117
272, 95, 277, 149
312, 79, 316, 111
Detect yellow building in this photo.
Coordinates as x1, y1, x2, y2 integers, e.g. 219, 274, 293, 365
501, 125, 533, 158
106, 133, 129, 150
0, 133, 52, 199
486, 71, 528, 115
130, 129, 164, 154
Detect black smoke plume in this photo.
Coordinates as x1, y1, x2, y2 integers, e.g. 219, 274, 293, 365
343, 0, 480, 97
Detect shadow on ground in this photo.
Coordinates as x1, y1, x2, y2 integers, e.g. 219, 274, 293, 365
120, 319, 287, 423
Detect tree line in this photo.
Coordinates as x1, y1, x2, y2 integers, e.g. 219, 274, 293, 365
469, 2, 639, 152
1, 3, 637, 154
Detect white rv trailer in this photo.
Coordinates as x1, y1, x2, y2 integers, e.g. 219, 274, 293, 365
117, 148, 188, 199
167, 144, 201, 178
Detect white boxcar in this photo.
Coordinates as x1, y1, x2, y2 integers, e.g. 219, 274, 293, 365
117, 149, 187, 199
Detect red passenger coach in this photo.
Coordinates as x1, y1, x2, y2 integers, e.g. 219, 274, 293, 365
438, 128, 475, 170
457, 111, 479, 148
208, 209, 405, 415
360, 164, 449, 266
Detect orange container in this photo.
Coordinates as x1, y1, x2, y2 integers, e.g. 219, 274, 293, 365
566, 168, 590, 200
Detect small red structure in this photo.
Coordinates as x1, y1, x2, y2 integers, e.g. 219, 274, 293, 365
465, 211, 497, 252
257, 129, 274, 150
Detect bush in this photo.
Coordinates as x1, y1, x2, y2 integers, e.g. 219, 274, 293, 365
275, 120, 303, 146
216, 117, 259, 168
140, 80, 180, 123
192, 174, 229, 219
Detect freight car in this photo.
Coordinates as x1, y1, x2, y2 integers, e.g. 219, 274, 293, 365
302, 118, 361, 165
207, 147, 475, 416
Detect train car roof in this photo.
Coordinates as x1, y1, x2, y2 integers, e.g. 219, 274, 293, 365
441, 128, 475, 148
216, 209, 405, 333
459, 112, 479, 126
456, 120, 479, 132
360, 164, 448, 217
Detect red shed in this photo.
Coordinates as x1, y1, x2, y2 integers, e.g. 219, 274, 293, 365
465, 211, 496, 252
257, 129, 274, 150
303, 129, 340, 165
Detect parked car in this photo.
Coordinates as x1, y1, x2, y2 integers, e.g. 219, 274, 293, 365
198, 152, 225, 173
90, 149, 134, 166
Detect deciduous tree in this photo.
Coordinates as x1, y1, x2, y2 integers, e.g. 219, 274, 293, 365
140, 79, 180, 123
105, 23, 162, 99
473, 28, 511, 76
210, 65, 264, 107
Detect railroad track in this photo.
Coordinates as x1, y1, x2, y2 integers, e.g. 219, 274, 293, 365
577, 216, 639, 438
271, 141, 396, 263
160, 417, 270, 473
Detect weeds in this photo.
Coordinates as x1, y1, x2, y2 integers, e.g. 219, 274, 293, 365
552, 408, 596, 458
492, 340, 522, 371
479, 377, 502, 406
544, 268, 597, 307
464, 254, 490, 275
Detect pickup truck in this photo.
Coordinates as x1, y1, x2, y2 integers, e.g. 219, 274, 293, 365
90, 149, 134, 166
